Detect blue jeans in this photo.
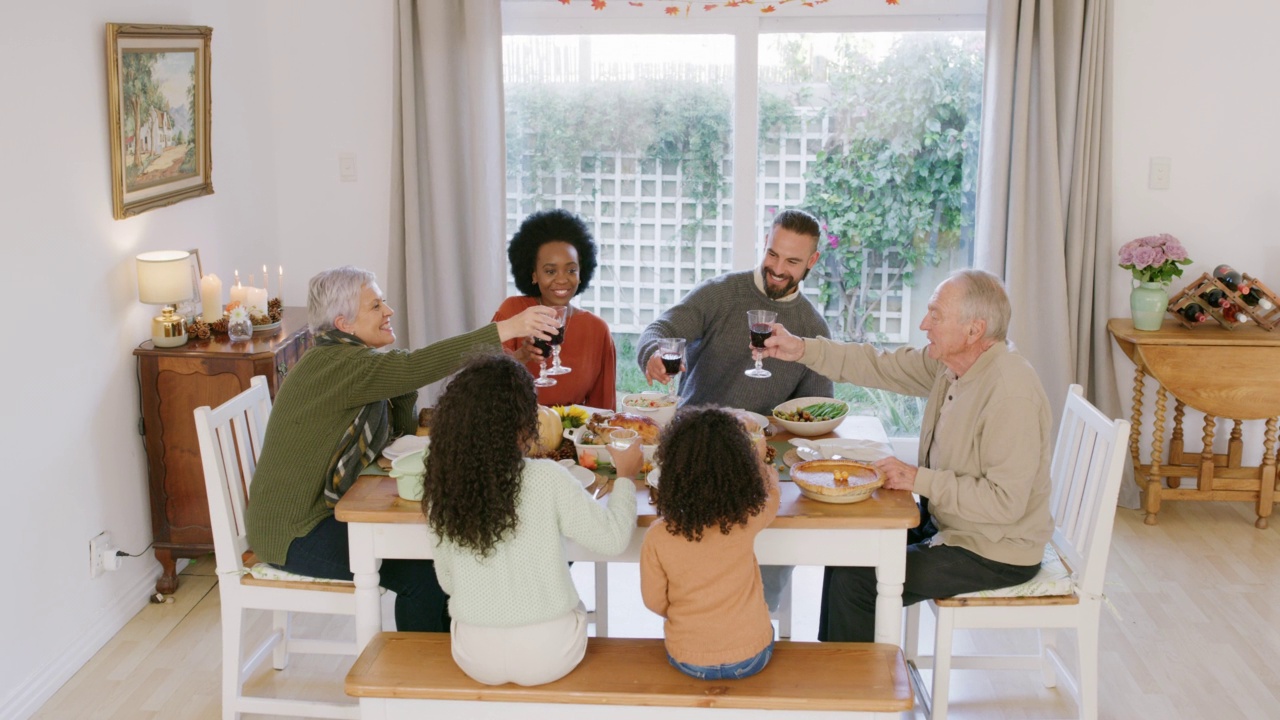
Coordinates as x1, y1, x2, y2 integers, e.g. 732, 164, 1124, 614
274, 514, 450, 632
668, 642, 774, 680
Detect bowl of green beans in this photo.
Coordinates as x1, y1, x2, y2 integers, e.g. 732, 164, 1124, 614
771, 397, 849, 437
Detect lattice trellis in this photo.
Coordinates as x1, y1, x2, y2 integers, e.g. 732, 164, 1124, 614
506, 109, 911, 340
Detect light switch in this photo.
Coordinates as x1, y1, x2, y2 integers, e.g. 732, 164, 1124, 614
339, 152, 357, 182
1148, 157, 1170, 190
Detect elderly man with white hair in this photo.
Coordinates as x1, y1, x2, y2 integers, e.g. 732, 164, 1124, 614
761, 269, 1052, 642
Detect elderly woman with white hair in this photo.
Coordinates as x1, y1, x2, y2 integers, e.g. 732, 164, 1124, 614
760, 269, 1052, 643
246, 266, 557, 632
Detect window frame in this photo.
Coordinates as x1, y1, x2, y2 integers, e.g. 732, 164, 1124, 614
501, 0, 985, 270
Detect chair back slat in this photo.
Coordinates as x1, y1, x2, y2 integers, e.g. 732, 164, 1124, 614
194, 376, 273, 576
1046, 384, 1129, 598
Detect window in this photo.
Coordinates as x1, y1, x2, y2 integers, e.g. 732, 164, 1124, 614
502, 3, 984, 435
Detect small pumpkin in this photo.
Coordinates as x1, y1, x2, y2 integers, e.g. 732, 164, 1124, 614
536, 405, 562, 455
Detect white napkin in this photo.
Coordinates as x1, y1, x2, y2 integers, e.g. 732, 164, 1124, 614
383, 435, 430, 461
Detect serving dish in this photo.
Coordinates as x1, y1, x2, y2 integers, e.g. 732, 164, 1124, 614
620, 391, 677, 426
772, 396, 849, 436
563, 425, 658, 466
789, 438, 894, 463
790, 458, 883, 504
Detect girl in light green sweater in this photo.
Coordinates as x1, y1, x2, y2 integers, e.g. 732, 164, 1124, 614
423, 354, 642, 685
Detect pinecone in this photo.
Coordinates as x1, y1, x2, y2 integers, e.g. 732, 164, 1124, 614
209, 317, 229, 334
268, 306, 283, 323
268, 297, 283, 314
189, 318, 211, 340
556, 437, 578, 461
251, 313, 271, 326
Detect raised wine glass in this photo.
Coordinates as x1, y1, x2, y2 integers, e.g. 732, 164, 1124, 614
658, 337, 686, 400
531, 308, 565, 387
745, 309, 776, 379
546, 305, 572, 376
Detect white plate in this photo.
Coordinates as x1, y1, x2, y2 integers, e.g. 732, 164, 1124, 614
790, 438, 892, 463
725, 408, 770, 432
558, 459, 597, 488
383, 435, 430, 461
252, 320, 282, 333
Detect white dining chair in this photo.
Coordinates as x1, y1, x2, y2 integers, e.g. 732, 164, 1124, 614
194, 375, 360, 720
903, 384, 1130, 720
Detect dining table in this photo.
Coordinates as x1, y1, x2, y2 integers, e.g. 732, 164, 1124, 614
335, 414, 919, 653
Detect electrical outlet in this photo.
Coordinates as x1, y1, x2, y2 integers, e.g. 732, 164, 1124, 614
90, 531, 111, 578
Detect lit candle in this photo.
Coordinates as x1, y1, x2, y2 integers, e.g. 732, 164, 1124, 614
229, 271, 249, 306
263, 265, 269, 298
199, 274, 223, 321
246, 287, 269, 316
278, 265, 284, 303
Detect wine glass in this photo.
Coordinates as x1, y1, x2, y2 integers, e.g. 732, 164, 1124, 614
658, 337, 686, 400
531, 310, 562, 387
745, 309, 776, 379
546, 306, 572, 375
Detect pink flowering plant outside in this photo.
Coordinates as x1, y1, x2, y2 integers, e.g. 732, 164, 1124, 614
1118, 233, 1191, 285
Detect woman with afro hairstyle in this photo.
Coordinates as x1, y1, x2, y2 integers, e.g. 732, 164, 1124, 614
423, 353, 641, 686
639, 406, 780, 680
492, 208, 617, 410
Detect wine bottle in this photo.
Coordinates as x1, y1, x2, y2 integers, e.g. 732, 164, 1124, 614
1240, 286, 1276, 311
1176, 302, 1208, 323
1222, 303, 1251, 325
1198, 287, 1230, 308
1213, 264, 1252, 294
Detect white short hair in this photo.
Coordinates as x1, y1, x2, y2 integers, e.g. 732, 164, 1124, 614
950, 269, 1011, 341
307, 266, 377, 333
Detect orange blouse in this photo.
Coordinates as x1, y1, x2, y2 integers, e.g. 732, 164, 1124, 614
491, 296, 617, 410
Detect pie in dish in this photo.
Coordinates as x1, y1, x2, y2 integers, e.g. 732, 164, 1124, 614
790, 459, 883, 504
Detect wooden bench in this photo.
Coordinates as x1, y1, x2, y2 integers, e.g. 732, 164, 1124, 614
346, 632, 913, 719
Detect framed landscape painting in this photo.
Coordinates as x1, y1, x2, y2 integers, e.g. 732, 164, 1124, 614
106, 24, 213, 219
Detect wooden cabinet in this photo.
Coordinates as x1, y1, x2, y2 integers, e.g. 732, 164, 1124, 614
134, 307, 313, 594
1108, 318, 1280, 528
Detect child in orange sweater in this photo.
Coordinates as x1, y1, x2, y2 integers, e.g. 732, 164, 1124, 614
640, 406, 780, 680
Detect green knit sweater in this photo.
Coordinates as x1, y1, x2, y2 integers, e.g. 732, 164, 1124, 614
246, 323, 501, 565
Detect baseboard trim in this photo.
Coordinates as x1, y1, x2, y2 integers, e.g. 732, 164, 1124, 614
0, 566, 160, 720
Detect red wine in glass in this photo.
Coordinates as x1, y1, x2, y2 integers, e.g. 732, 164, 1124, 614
548, 325, 565, 346
750, 323, 773, 348
532, 336, 553, 355
660, 353, 683, 374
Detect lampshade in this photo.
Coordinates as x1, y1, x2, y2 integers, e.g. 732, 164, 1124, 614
136, 250, 196, 305
136, 250, 195, 348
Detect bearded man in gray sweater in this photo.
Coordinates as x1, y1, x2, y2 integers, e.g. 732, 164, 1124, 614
637, 208, 835, 611
637, 209, 834, 416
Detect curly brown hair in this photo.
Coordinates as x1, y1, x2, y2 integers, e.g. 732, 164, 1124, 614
422, 353, 538, 557
653, 406, 768, 542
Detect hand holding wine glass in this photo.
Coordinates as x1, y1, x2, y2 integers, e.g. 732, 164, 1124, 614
745, 309, 776, 379
657, 337, 686, 400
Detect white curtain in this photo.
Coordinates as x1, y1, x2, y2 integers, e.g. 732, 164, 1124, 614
389, 0, 507, 401
976, 0, 1122, 462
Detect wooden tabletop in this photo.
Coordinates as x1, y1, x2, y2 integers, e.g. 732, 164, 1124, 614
1108, 318, 1280, 419
336, 415, 919, 530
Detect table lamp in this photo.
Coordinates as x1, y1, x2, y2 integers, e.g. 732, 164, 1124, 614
136, 250, 196, 347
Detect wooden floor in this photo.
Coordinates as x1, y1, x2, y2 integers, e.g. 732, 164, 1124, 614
33, 500, 1280, 720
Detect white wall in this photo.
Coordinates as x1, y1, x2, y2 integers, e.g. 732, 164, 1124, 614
0, 1, 392, 716
1111, 0, 1280, 469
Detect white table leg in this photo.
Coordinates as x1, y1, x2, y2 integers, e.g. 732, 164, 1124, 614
349, 523, 383, 652
872, 528, 907, 644
593, 562, 609, 637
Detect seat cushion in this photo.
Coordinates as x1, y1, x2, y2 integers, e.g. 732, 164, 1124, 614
952, 544, 1072, 598
246, 562, 351, 584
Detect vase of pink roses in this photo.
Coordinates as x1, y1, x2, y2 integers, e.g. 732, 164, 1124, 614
1118, 233, 1191, 331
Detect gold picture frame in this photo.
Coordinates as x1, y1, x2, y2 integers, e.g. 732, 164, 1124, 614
106, 23, 213, 220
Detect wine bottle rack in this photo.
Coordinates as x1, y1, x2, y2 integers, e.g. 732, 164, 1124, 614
1167, 272, 1278, 331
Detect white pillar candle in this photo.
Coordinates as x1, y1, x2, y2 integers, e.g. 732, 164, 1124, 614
229, 279, 249, 307
263, 265, 270, 298
278, 265, 284, 303
246, 287, 269, 316
199, 274, 223, 321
